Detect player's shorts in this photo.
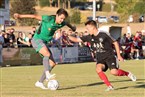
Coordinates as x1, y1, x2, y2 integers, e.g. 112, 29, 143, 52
31, 38, 55, 62
31, 38, 46, 53
134, 46, 142, 50
96, 55, 119, 72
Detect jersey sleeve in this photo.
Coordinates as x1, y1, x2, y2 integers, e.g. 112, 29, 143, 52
80, 35, 90, 42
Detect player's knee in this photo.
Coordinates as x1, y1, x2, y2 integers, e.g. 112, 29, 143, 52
49, 60, 56, 67
96, 65, 103, 73
110, 69, 118, 76
45, 53, 51, 57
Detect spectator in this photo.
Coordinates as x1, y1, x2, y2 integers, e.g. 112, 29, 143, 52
17, 32, 31, 47
120, 34, 127, 46
126, 24, 132, 36
131, 32, 142, 59
0, 31, 4, 66
61, 30, 73, 47
9, 28, 16, 47
3, 33, 10, 47
31, 26, 36, 37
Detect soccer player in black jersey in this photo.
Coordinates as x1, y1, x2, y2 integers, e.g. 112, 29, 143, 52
68, 20, 136, 91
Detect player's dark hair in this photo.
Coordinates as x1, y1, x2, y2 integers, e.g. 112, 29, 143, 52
56, 8, 68, 18
85, 20, 97, 27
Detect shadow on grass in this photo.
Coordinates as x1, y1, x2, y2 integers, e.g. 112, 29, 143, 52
59, 79, 145, 90
58, 82, 103, 90
112, 79, 145, 90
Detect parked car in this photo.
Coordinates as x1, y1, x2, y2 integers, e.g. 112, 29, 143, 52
110, 16, 119, 23
87, 16, 93, 20
128, 15, 133, 23
87, 16, 98, 21
74, 5, 85, 10
97, 16, 108, 23
139, 14, 144, 22
85, 4, 93, 10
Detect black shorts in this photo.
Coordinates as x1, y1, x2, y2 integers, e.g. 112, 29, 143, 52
96, 55, 119, 72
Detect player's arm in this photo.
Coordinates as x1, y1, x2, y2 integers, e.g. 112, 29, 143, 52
68, 35, 82, 43
13, 13, 42, 21
113, 41, 124, 61
65, 22, 76, 32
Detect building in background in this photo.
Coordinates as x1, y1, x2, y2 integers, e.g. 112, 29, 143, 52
0, 0, 10, 29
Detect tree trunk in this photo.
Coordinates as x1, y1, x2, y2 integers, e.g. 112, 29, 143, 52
58, 0, 60, 8
49, 0, 53, 7
68, 0, 71, 9
62, 0, 65, 9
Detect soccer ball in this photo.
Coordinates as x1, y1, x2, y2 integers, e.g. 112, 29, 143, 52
47, 80, 59, 90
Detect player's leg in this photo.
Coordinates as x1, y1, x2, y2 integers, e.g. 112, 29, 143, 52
31, 39, 55, 89
39, 46, 56, 80
96, 63, 113, 91
35, 47, 56, 89
107, 55, 136, 81
39, 51, 56, 82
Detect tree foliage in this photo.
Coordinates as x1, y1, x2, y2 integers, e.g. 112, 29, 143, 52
115, 0, 145, 15
115, 0, 137, 15
133, 0, 145, 14
70, 9, 81, 24
10, 0, 37, 26
39, 0, 50, 7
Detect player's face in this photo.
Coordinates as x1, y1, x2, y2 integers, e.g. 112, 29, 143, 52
86, 25, 95, 35
56, 14, 66, 24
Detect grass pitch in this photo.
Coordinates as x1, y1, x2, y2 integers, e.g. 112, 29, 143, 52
0, 60, 145, 97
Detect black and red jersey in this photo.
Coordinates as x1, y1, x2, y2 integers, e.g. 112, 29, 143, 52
80, 32, 116, 59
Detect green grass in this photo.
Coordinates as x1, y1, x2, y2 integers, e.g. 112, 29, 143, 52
0, 60, 145, 97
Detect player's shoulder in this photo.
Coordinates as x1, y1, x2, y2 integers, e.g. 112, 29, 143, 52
99, 31, 111, 37
99, 31, 110, 35
42, 15, 55, 21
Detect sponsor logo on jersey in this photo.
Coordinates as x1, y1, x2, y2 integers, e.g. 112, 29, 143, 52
111, 63, 115, 65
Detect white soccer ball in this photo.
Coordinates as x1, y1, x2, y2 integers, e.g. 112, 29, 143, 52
47, 80, 59, 90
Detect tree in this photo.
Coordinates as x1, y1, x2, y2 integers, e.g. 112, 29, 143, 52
115, 0, 137, 15
49, 0, 53, 7
58, 0, 60, 8
133, 0, 145, 14
39, 0, 50, 7
10, 0, 37, 26
115, 0, 138, 22
68, 0, 71, 9
70, 9, 81, 24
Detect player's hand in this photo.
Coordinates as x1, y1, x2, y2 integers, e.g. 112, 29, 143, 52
118, 56, 124, 61
71, 25, 76, 32
13, 13, 20, 19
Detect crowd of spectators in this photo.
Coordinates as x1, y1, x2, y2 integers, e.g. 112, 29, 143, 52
119, 30, 145, 60
1, 27, 35, 48
0, 26, 145, 61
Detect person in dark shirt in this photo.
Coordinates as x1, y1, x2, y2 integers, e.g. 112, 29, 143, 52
68, 20, 136, 91
3, 33, 10, 47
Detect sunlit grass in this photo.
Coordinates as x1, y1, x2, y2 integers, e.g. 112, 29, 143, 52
0, 60, 145, 97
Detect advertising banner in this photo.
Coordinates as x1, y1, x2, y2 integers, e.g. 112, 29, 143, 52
78, 47, 93, 62
62, 47, 78, 63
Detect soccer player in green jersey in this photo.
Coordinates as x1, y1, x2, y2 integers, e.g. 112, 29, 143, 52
14, 8, 76, 89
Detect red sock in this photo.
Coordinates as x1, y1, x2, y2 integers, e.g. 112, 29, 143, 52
98, 71, 111, 86
117, 69, 129, 76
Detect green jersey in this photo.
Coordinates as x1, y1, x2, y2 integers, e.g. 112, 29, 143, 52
33, 15, 66, 42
